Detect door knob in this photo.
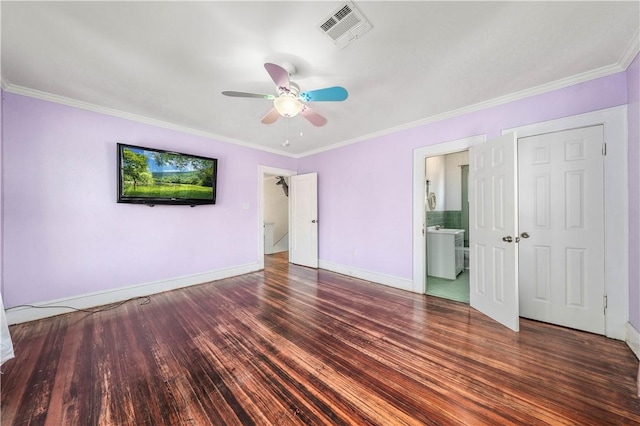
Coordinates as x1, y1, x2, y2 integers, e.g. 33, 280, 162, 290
311, 219, 317, 223
520, 232, 530, 238
502, 236, 513, 243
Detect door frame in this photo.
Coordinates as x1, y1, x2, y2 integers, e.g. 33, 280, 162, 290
504, 105, 628, 340
258, 165, 297, 270
412, 135, 486, 293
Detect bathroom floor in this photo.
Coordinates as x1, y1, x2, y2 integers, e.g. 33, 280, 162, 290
426, 270, 470, 303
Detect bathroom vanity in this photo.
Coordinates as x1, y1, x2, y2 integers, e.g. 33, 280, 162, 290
427, 227, 465, 280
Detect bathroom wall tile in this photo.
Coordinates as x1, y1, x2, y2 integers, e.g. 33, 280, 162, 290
426, 211, 445, 226
444, 211, 462, 229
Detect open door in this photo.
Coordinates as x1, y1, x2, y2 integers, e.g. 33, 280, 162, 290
289, 173, 318, 268
469, 133, 519, 331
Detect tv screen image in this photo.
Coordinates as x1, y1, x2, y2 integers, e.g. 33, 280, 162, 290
117, 143, 217, 206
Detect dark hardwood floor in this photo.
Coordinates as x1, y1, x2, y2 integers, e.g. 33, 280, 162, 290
1, 252, 639, 425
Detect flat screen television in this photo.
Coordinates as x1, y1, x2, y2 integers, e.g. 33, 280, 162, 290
117, 143, 217, 206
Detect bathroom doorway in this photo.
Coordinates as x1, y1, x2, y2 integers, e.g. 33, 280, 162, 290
424, 151, 470, 303
412, 108, 627, 337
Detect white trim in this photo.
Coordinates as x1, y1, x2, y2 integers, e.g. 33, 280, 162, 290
257, 165, 296, 270
412, 135, 486, 294
5, 262, 260, 325
505, 105, 629, 340
627, 323, 640, 360
319, 260, 414, 292
2, 83, 299, 158
301, 64, 625, 158
619, 27, 640, 70
0, 75, 10, 91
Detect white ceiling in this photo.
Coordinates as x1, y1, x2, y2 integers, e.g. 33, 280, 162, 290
2, 1, 638, 157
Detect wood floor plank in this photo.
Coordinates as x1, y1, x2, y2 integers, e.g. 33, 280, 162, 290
1, 252, 639, 425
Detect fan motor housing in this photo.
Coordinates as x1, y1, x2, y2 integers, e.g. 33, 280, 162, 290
278, 82, 300, 97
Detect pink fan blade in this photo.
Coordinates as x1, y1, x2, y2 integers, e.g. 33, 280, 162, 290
264, 63, 290, 91
261, 108, 280, 124
300, 105, 327, 127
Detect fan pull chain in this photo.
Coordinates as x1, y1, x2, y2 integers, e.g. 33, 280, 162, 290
282, 118, 290, 147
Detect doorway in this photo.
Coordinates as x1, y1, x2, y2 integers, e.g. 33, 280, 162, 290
424, 151, 470, 304
263, 174, 290, 255
429, 129, 605, 332
412, 106, 628, 338
258, 166, 296, 271
412, 135, 485, 296
258, 167, 319, 270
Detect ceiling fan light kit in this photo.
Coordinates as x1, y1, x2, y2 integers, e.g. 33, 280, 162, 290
222, 62, 348, 128
274, 95, 302, 118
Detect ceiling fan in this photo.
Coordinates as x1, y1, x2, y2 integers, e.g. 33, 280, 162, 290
222, 63, 348, 127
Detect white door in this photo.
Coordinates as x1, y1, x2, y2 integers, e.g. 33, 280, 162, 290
469, 133, 519, 331
518, 126, 605, 334
289, 173, 318, 268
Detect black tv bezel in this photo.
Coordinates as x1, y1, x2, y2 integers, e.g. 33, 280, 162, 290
117, 143, 217, 206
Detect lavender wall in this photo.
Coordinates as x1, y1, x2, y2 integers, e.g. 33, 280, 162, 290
627, 53, 640, 330
2, 92, 296, 307
1, 69, 635, 311
298, 72, 629, 280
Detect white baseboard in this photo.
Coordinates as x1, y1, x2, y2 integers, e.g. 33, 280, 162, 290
627, 322, 640, 360
319, 260, 414, 292
5, 263, 261, 325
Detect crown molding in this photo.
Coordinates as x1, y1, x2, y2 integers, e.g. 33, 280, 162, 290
0, 74, 11, 91
1, 83, 299, 158
2, 51, 632, 160
299, 62, 627, 158
619, 27, 640, 70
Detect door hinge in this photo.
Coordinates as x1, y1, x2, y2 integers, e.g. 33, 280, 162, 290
603, 295, 608, 314
602, 143, 607, 156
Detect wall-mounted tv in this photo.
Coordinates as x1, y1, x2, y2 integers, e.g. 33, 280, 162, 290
117, 143, 217, 206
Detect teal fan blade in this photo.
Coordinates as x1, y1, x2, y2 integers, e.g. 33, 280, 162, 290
299, 86, 348, 102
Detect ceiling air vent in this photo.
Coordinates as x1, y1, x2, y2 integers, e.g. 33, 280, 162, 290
318, 2, 372, 49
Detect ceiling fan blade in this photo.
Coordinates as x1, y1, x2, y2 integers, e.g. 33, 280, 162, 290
300, 105, 327, 127
264, 63, 290, 91
261, 108, 280, 124
222, 91, 274, 99
299, 86, 348, 102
